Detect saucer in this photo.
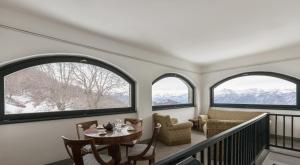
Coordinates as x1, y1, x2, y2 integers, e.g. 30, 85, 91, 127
99, 132, 107, 136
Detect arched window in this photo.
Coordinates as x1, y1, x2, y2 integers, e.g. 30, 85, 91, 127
211, 72, 299, 109
0, 56, 135, 124
152, 73, 195, 110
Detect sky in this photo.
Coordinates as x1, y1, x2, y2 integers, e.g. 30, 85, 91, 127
152, 77, 189, 96
215, 75, 296, 91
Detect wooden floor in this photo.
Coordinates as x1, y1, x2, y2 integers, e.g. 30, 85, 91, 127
49, 130, 206, 165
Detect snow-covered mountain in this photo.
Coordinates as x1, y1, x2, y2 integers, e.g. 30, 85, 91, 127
214, 89, 296, 105
152, 94, 189, 105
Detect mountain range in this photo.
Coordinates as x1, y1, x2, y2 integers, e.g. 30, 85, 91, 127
152, 94, 189, 105
214, 89, 296, 105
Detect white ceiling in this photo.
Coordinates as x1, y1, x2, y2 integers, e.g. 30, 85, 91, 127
1, 0, 300, 64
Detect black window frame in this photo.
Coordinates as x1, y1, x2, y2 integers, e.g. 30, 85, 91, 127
210, 71, 300, 110
152, 73, 195, 110
0, 55, 136, 124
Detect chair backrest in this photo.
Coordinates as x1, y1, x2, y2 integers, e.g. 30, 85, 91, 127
208, 109, 263, 120
76, 120, 98, 139
62, 136, 113, 165
124, 118, 143, 126
62, 136, 90, 165
136, 123, 161, 157
153, 113, 173, 129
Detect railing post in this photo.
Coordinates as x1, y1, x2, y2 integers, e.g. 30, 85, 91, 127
266, 114, 270, 149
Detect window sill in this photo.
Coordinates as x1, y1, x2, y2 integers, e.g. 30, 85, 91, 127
211, 104, 298, 110
152, 104, 195, 111
0, 108, 136, 125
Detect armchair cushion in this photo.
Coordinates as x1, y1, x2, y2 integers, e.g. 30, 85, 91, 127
168, 122, 193, 131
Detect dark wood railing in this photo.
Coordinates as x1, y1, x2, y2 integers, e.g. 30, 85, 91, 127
155, 113, 269, 165
269, 114, 300, 152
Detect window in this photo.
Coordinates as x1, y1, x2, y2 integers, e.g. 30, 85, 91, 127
152, 73, 194, 110
0, 56, 135, 124
211, 72, 299, 109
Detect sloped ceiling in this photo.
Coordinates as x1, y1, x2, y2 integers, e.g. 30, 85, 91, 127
1, 0, 300, 64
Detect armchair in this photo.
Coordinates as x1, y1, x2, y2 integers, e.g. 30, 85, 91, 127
153, 113, 193, 145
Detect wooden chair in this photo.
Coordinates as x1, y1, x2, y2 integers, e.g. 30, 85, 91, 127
62, 136, 114, 165
127, 123, 161, 165
123, 118, 143, 156
124, 118, 143, 126
76, 120, 107, 153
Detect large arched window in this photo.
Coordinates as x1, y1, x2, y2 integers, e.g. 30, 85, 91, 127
0, 56, 135, 124
152, 73, 195, 110
211, 72, 299, 109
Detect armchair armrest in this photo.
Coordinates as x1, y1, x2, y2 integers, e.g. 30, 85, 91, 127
168, 122, 193, 131
198, 115, 208, 125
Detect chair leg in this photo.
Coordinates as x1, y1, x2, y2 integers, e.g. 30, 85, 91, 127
133, 160, 137, 165
126, 146, 128, 156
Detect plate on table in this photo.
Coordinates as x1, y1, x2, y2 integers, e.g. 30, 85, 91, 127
127, 126, 136, 131
99, 131, 107, 136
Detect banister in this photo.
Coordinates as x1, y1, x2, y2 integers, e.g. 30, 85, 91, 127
155, 113, 269, 165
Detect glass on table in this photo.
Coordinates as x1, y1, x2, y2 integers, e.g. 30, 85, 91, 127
115, 119, 122, 132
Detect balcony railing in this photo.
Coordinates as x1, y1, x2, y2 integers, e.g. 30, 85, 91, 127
155, 113, 269, 165
269, 113, 300, 152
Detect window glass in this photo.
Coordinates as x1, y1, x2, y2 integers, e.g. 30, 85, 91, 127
4, 62, 131, 114
152, 77, 192, 106
213, 75, 296, 105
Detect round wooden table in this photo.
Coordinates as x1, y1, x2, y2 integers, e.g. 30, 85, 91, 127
84, 124, 142, 164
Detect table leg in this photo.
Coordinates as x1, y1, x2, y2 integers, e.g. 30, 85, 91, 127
108, 144, 121, 165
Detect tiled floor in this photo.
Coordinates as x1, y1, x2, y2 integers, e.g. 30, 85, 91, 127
262, 151, 300, 165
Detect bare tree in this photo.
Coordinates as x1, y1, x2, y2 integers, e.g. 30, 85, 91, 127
5, 62, 129, 113
36, 63, 76, 111
73, 64, 127, 108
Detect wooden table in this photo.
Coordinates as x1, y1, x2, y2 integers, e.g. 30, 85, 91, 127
85, 124, 142, 164
189, 119, 199, 129
189, 118, 204, 132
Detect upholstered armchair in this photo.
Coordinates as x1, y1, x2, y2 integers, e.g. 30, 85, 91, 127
153, 113, 193, 146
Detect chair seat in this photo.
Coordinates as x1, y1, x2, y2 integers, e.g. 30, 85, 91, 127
83, 144, 106, 153
80, 153, 112, 165
128, 144, 154, 157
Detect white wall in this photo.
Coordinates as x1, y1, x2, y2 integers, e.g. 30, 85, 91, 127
0, 21, 201, 165
201, 45, 300, 139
